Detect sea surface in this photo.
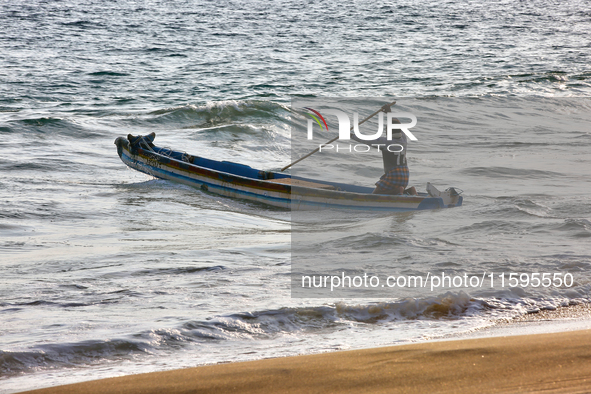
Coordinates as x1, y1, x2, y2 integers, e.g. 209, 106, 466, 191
1, 0, 591, 392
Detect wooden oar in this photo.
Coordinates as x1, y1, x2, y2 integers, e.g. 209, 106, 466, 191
281, 100, 396, 172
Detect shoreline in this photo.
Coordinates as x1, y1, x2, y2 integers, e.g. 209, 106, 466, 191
20, 303, 591, 394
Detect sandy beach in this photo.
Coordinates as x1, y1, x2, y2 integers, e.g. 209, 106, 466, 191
21, 306, 591, 394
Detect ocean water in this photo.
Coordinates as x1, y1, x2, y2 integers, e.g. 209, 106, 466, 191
1, 0, 591, 392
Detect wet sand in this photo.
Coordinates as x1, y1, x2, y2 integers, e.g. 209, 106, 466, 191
22, 311, 591, 394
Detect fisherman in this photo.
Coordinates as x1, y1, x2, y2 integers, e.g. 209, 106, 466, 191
350, 104, 417, 195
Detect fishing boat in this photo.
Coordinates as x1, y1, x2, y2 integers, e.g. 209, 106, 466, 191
114, 133, 463, 211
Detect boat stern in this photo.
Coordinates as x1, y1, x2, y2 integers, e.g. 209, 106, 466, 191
426, 182, 463, 207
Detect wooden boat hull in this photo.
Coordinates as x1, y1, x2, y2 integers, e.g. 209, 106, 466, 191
114, 135, 462, 211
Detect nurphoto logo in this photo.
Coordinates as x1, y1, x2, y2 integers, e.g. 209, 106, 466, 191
303, 107, 418, 154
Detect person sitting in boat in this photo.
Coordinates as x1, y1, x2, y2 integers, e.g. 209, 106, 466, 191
350, 108, 417, 196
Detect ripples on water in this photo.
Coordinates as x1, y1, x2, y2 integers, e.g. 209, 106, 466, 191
1, 0, 591, 392
2, 0, 591, 106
